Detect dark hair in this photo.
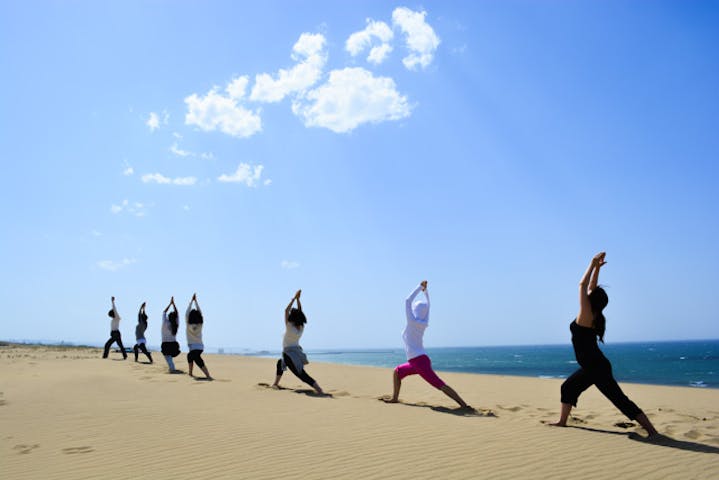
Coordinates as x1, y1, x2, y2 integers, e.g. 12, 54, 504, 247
168, 311, 179, 336
589, 287, 609, 343
188, 308, 203, 325
288, 307, 307, 328
108, 309, 115, 318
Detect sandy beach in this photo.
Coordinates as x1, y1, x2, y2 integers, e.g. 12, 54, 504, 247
1, 343, 717, 480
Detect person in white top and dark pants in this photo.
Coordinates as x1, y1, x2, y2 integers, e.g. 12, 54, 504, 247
186, 293, 212, 380
103, 296, 127, 360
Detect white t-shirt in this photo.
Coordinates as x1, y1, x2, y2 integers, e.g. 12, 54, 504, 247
283, 323, 304, 349
110, 304, 121, 331
402, 284, 430, 360
161, 312, 177, 342
186, 301, 204, 348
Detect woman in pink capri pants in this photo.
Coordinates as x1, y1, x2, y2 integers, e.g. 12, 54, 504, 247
386, 281, 471, 409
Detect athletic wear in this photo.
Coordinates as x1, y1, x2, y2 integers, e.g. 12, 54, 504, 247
133, 343, 153, 363
561, 320, 643, 420
395, 354, 446, 389
109, 303, 121, 331
103, 330, 127, 359
276, 314, 316, 386
282, 324, 303, 349
276, 353, 315, 386
185, 302, 203, 349
161, 312, 177, 343
187, 349, 205, 369
402, 284, 429, 360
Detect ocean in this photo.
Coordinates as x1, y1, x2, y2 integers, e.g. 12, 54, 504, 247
249, 340, 719, 389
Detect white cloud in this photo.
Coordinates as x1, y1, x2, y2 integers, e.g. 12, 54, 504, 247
392, 7, 440, 70
217, 163, 266, 187
97, 258, 137, 272
183, 205, 190, 211
141, 173, 197, 186
123, 166, 134, 176
346, 19, 394, 65
250, 33, 327, 103
226, 75, 249, 100
281, 260, 300, 270
263, 179, 272, 186
110, 199, 147, 217
173, 132, 183, 139
184, 88, 262, 138
292, 67, 411, 133
146, 112, 160, 131
169, 142, 214, 160
170, 143, 191, 157
91, 230, 102, 237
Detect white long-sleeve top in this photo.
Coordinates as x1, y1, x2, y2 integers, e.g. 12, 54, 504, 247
186, 301, 203, 349
402, 284, 430, 360
161, 311, 177, 342
110, 302, 121, 331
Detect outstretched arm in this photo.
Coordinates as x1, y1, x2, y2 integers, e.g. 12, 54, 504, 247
405, 282, 425, 321
285, 290, 301, 322
577, 253, 605, 327
589, 253, 605, 293
164, 297, 174, 313
111, 296, 119, 318
192, 293, 202, 315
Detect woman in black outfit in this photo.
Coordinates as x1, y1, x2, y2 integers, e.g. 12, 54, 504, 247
551, 252, 658, 437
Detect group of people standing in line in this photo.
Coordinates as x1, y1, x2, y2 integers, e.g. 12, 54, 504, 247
103, 293, 212, 380
102, 252, 659, 437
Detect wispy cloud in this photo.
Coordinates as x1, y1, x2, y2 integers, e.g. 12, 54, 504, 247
392, 7, 440, 70
110, 199, 148, 217
169, 142, 214, 160
123, 166, 134, 176
250, 33, 327, 103
293, 67, 411, 133
97, 258, 137, 272
217, 163, 267, 187
91, 230, 102, 237
346, 19, 394, 65
281, 260, 300, 270
141, 173, 197, 186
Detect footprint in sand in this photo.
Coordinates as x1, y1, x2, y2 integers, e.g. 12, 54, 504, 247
330, 391, 350, 397
62, 446, 94, 454
683, 429, 701, 440
614, 422, 636, 429
13, 444, 39, 454
496, 405, 522, 412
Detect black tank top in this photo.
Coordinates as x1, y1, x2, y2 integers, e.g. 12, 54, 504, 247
570, 320, 608, 369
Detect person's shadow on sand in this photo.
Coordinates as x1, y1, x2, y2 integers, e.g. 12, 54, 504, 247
565, 425, 719, 454
257, 383, 333, 398
378, 397, 495, 417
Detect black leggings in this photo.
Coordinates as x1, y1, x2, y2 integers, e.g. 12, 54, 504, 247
103, 331, 126, 359
561, 365, 643, 420
276, 353, 316, 387
187, 349, 205, 369
133, 343, 153, 362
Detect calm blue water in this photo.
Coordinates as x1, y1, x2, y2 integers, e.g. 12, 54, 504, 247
249, 340, 719, 389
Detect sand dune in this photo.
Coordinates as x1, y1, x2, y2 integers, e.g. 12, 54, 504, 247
1, 344, 717, 480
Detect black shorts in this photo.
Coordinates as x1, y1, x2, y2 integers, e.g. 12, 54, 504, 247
161, 341, 180, 357
187, 349, 205, 368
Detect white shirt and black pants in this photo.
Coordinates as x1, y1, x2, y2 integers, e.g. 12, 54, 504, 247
275, 323, 316, 386
103, 304, 127, 359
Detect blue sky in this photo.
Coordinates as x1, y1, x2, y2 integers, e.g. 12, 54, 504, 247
1, 1, 717, 350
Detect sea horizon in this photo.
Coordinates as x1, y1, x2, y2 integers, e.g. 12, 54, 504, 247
5, 338, 718, 390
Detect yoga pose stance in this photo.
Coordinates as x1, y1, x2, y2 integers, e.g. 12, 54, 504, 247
186, 293, 212, 380
133, 302, 153, 363
161, 297, 181, 373
387, 281, 470, 408
551, 252, 658, 436
103, 296, 127, 359
272, 290, 324, 394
